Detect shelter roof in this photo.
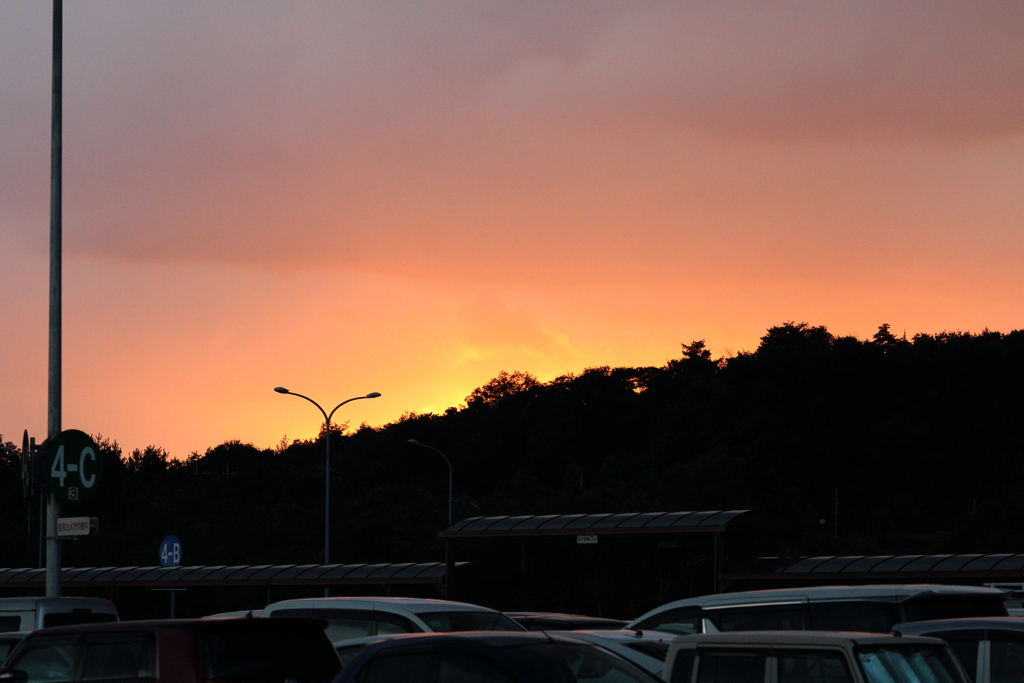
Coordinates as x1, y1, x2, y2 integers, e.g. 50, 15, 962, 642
0, 562, 462, 589
726, 555, 1024, 583
439, 510, 796, 539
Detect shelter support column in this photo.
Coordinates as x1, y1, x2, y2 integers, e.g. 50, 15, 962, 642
713, 533, 725, 594
445, 538, 453, 600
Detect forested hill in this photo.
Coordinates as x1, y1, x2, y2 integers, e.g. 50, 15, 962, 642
3, 321, 1024, 569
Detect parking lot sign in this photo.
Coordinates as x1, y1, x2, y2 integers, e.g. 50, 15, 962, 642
46, 429, 101, 504
160, 536, 182, 567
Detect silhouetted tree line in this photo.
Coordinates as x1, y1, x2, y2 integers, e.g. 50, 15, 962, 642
3, 321, 1024, 571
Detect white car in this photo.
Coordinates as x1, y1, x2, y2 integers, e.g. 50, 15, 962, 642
263, 597, 524, 643
0, 597, 118, 632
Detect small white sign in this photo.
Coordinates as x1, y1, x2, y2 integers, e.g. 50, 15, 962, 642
57, 516, 96, 537
577, 535, 598, 545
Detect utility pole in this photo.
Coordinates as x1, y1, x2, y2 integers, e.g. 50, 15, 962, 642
46, 0, 63, 598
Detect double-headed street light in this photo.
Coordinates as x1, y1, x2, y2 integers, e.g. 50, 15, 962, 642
407, 440, 453, 528
274, 387, 380, 571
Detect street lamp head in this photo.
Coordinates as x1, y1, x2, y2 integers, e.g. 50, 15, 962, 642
273, 387, 290, 394
366, 392, 382, 398
408, 439, 420, 445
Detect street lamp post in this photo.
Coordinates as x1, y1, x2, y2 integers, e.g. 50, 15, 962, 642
407, 440, 453, 528
274, 387, 380, 575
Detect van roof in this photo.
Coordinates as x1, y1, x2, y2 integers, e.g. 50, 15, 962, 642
679, 584, 1001, 607
27, 617, 327, 636
631, 584, 1006, 621
671, 631, 946, 648
0, 597, 117, 612
894, 616, 1024, 635
264, 597, 499, 614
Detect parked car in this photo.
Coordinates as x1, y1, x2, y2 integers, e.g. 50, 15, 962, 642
663, 631, 969, 683
505, 612, 628, 631
544, 629, 675, 677
263, 597, 524, 643
332, 635, 397, 669
201, 610, 263, 619
629, 585, 1008, 635
332, 631, 663, 683
0, 635, 28, 667
0, 598, 118, 633
0, 617, 340, 683
893, 616, 1024, 683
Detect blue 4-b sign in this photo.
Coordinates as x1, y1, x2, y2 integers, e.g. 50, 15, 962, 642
159, 536, 182, 567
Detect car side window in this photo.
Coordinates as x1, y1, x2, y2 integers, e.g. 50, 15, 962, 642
921, 632, 982, 683
697, 650, 769, 683
356, 653, 436, 683
777, 650, 853, 683
635, 608, 702, 636
710, 606, 808, 632
9, 639, 81, 683
0, 616, 22, 633
313, 609, 375, 641
374, 613, 420, 636
809, 603, 899, 633
989, 632, 1024, 683
80, 633, 156, 682
671, 651, 696, 683
438, 654, 516, 683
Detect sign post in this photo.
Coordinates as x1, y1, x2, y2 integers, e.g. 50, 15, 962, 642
159, 537, 183, 618
45, 429, 100, 597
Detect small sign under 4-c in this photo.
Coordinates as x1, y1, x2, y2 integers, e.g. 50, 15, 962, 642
576, 535, 598, 545
56, 517, 98, 537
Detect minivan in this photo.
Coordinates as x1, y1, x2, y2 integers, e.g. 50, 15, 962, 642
663, 631, 969, 683
629, 585, 1008, 635
0, 598, 117, 633
893, 616, 1024, 683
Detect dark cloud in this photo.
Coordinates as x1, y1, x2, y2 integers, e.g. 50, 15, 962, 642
2, 1, 1022, 268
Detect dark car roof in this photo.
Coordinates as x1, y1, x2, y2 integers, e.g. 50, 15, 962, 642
359, 631, 561, 650
31, 616, 327, 635
895, 617, 1024, 635
507, 612, 628, 629
337, 631, 662, 683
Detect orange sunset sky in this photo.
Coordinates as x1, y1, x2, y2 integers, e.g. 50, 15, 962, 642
2, 1, 1024, 459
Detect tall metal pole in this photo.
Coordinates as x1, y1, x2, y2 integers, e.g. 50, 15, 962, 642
324, 420, 331, 567
46, 0, 63, 599
273, 388, 380, 595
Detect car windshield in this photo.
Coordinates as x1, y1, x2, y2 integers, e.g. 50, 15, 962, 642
415, 610, 524, 632
626, 642, 669, 661
856, 645, 965, 683
508, 642, 662, 683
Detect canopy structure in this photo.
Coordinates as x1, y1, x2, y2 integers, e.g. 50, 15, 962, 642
0, 562, 462, 590
439, 510, 796, 540
724, 554, 1024, 590
438, 510, 800, 602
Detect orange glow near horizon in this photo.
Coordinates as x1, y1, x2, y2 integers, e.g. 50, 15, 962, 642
2, 2, 1024, 458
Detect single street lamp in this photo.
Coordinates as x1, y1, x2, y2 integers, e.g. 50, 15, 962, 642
274, 387, 380, 574
407, 440, 453, 527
